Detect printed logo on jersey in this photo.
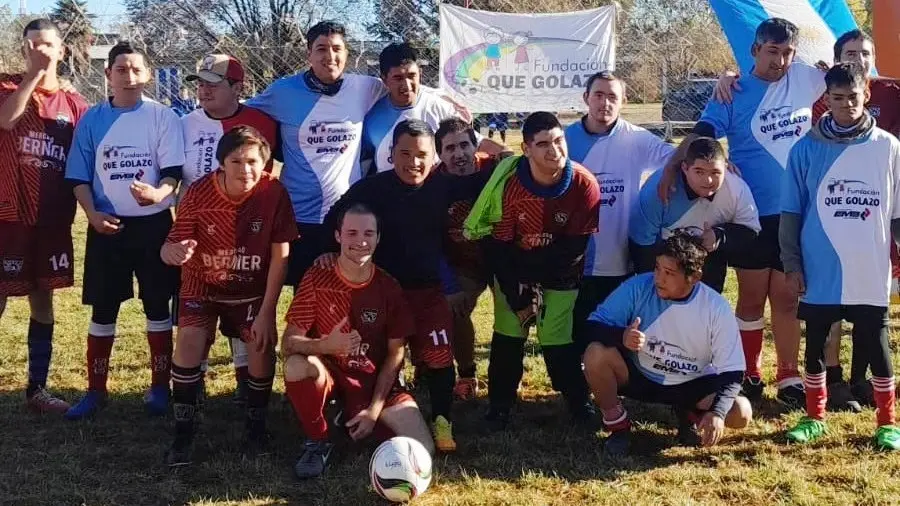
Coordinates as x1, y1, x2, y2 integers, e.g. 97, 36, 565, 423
305, 120, 355, 156
190, 131, 219, 180
868, 105, 881, 118
101, 144, 154, 181
644, 335, 702, 376
207, 224, 216, 235
18, 130, 68, 172
343, 342, 375, 373
360, 308, 378, 324
250, 217, 263, 234
553, 211, 569, 225
56, 113, 71, 127
2, 258, 24, 276
594, 172, 625, 207
756, 105, 809, 142
824, 178, 880, 221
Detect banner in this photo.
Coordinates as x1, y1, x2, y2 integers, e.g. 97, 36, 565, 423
709, 0, 860, 75
439, 4, 616, 113
873, 0, 900, 78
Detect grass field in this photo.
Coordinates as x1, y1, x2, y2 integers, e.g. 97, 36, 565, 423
4, 129, 900, 505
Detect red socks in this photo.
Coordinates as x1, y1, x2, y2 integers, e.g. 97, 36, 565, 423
147, 319, 173, 388
737, 317, 764, 379
87, 322, 115, 393
873, 376, 896, 426
804, 371, 827, 420
285, 378, 330, 440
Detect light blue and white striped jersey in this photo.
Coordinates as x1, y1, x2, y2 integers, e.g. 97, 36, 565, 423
65, 98, 184, 217
701, 63, 826, 216
363, 91, 457, 174
247, 74, 385, 224
782, 127, 900, 306
588, 273, 745, 385
630, 170, 760, 246
565, 118, 673, 277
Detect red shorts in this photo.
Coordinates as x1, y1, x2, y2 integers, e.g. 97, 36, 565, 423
178, 297, 261, 342
322, 363, 415, 441
403, 286, 455, 369
0, 221, 73, 297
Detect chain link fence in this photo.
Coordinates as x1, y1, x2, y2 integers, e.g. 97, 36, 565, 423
0, 0, 736, 133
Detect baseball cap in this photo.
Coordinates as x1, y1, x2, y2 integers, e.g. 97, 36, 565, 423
185, 54, 245, 83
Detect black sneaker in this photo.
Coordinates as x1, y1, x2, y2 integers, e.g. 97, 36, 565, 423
604, 429, 631, 457
675, 410, 702, 447
484, 406, 511, 432
294, 439, 334, 479
165, 441, 193, 468
776, 382, 806, 410
850, 380, 875, 407
741, 376, 765, 402
826, 381, 862, 413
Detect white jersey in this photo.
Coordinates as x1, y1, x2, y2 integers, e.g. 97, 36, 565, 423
65, 98, 185, 217
588, 273, 745, 385
782, 127, 900, 306
363, 91, 458, 174
565, 118, 674, 276
630, 170, 760, 245
246, 74, 385, 224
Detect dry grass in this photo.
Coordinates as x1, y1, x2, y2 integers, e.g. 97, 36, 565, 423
3, 130, 900, 505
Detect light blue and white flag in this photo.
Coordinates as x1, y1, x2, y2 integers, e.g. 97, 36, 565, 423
710, 0, 860, 74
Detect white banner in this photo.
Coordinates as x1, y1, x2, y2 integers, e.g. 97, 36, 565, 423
439, 4, 616, 113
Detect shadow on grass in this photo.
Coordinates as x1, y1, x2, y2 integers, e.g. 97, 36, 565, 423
0, 383, 797, 506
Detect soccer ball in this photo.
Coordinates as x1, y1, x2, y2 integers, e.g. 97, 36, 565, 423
369, 436, 432, 502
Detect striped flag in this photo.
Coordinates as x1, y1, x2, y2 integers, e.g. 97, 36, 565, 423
709, 0, 860, 74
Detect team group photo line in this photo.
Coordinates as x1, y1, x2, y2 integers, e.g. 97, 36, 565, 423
3, 11, 900, 485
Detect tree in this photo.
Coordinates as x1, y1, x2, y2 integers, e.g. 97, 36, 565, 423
50, 0, 96, 76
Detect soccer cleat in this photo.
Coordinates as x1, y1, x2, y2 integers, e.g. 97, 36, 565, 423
242, 429, 273, 458
850, 380, 875, 408
873, 425, 900, 451
294, 439, 334, 479
432, 415, 457, 452
826, 381, 862, 413
484, 406, 511, 432
64, 390, 107, 420
165, 441, 193, 468
26, 387, 70, 414
786, 417, 827, 444
776, 383, 806, 410
453, 377, 478, 401
569, 401, 598, 427
741, 376, 765, 402
604, 429, 631, 457
144, 385, 170, 416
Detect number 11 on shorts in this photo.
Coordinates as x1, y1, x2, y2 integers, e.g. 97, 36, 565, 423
430, 329, 449, 346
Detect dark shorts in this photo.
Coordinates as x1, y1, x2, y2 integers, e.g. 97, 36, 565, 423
404, 286, 455, 369
620, 355, 721, 408
574, 274, 632, 348
729, 214, 783, 272
285, 222, 328, 288
178, 297, 262, 343
82, 211, 178, 307
0, 221, 74, 297
798, 303, 889, 331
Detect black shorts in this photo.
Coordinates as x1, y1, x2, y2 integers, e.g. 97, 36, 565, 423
620, 355, 721, 409
729, 214, 783, 272
82, 211, 178, 307
574, 274, 632, 348
798, 303, 888, 330
701, 248, 727, 293
285, 222, 328, 288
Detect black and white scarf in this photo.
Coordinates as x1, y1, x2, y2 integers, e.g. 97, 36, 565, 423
817, 110, 875, 143
303, 70, 344, 96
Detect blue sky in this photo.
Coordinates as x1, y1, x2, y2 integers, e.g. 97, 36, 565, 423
11, 0, 126, 30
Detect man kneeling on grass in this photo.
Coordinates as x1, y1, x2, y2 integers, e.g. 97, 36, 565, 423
583, 231, 752, 457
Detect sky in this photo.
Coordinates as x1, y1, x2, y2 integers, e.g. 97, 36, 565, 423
8, 0, 126, 30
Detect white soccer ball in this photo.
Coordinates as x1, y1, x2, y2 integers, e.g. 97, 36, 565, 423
369, 436, 433, 502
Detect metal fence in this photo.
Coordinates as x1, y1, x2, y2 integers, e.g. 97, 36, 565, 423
0, 0, 736, 132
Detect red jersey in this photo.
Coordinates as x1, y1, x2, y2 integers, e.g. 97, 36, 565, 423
440, 152, 497, 273
181, 105, 278, 188
0, 74, 88, 226
286, 264, 414, 389
167, 171, 296, 300
813, 78, 900, 136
